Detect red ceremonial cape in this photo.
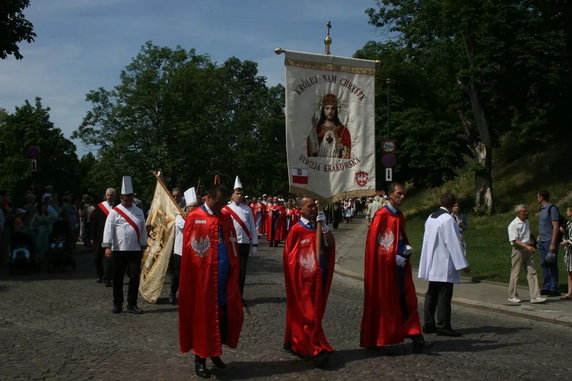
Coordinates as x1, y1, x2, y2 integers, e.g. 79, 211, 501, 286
178, 207, 244, 357
266, 204, 287, 242
286, 208, 300, 234
360, 206, 421, 348
250, 202, 265, 234
283, 221, 335, 356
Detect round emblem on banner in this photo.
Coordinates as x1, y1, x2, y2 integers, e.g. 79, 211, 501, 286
381, 153, 397, 168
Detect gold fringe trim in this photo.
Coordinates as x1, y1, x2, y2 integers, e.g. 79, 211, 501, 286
285, 58, 376, 75
289, 186, 376, 204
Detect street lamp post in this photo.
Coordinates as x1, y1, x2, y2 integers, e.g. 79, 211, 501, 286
386, 78, 392, 136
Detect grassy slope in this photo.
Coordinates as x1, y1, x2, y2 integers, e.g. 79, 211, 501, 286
403, 141, 572, 290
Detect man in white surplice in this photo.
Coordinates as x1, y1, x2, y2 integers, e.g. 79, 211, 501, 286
419, 193, 469, 337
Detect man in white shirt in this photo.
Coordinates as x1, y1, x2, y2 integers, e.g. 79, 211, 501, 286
419, 193, 469, 337
102, 176, 148, 314
507, 204, 546, 304
222, 177, 258, 301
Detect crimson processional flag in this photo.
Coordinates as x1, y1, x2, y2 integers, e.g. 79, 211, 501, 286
282, 50, 377, 201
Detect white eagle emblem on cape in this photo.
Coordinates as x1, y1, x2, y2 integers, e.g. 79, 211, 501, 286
191, 236, 211, 257
377, 231, 394, 251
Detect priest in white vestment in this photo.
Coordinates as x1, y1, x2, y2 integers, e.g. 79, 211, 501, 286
419, 193, 469, 337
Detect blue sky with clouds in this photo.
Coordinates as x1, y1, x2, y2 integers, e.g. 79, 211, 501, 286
1, 0, 386, 156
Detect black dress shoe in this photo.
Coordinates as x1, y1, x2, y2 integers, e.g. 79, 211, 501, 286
436, 328, 462, 337
283, 343, 293, 353
96, 277, 103, 283
211, 356, 225, 368
540, 289, 549, 295
112, 305, 122, 314
104, 280, 112, 287
548, 291, 561, 297
313, 350, 331, 368
423, 325, 437, 334
412, 335, 433, 353
195, 361, 210, 378
126, 305, 143, 314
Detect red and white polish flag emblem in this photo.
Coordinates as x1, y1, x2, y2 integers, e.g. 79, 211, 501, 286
291, 168, 309, 184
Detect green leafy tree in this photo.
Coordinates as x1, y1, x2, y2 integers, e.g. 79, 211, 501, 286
0, 98, 79, 200
73, 42, 287, 199
364, 0, 572, 214
0, 0, 36, 59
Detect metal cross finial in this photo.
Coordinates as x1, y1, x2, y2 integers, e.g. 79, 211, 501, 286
324, 21, 332, 55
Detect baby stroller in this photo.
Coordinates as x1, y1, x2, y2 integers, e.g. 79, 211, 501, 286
47, 219, 76, 271
9, 230, 34, 275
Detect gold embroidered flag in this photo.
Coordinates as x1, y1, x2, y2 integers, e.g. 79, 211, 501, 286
282, 50, 377, 201
139, 173, 183, 303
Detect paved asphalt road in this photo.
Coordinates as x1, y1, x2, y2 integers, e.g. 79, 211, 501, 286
2, 239, 572, 380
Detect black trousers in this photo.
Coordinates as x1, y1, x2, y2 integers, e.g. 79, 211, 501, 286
112, 250, 142, 307
94, 246, 112, 281
170, 253, 181, 297
238, 243, 250, 297
423, 281, 454, 330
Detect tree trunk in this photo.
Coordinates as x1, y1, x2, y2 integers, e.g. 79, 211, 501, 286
458, 34, 494, 215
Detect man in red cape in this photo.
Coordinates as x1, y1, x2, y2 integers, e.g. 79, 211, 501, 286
266, 196, 287, 247
360, 182, 431, 353
178, 185, 244, 378
283, 197, 335, 368
250, 196, 265, 236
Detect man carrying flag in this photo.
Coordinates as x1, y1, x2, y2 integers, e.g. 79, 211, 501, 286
222, 176, 258, 301
283, 197, 335, 368
360, 182, 431, 353
102, 176, 147, 314
179, 185, 243, 379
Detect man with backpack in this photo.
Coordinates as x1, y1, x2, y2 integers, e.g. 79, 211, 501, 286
536, 190, 562, 297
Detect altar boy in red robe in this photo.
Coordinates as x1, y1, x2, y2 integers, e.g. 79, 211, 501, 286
178, 185, 244, 378
283, 197, 335, 368
360, 182, 431, 353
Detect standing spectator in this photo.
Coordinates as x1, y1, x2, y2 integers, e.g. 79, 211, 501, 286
34, 201, 53, 268
360, 182, 431, 353
343, 199, 354, 223
451, 202, 468, 255
0, 191, 6, 263
366, 196, 383, 225
102, 178, 147, 314
419, 193, 469, 337
507, 205, 546, 304
560, 207, 572, 299
536, 190, 561, 297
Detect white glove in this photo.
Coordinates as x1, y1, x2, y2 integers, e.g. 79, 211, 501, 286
316, 211, 330, 233
396, 255, 406, 268
249, 246, 257, 256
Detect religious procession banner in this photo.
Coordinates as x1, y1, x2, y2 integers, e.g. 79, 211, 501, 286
282, 50, 377, 201
139, 174, 183, 303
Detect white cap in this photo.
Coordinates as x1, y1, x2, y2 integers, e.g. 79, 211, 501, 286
184, 187, 197, 205
233, 176, 243, 190
121, 176, 134, 195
